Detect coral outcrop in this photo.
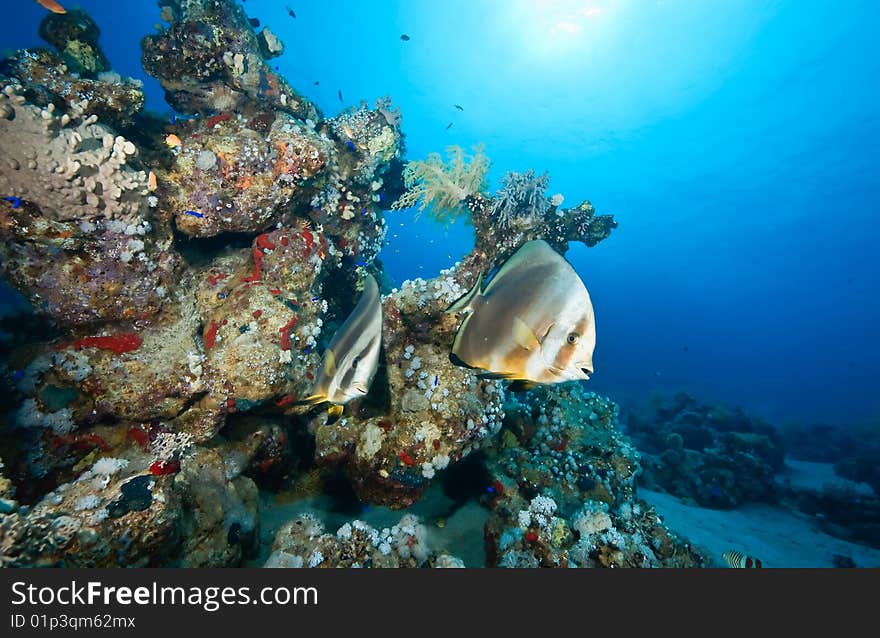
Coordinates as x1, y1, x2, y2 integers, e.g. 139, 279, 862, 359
0, 0, 632, 567
482, 386, 706, 567
264, 512, 463, 568
626, 393, 786, 508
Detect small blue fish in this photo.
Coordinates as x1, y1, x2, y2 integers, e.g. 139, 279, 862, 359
486, 485, 495, 494
433, 375, 439, 387
303, 346, 313, 355
355, 259, 367, 267
378, 193, 385, 202
311, 296, 321, 302
12, 369, 24, 381
184, 210, 204, 218
361, 208, 368, 216
170, 113, 177, 125
345, 140, 357, 152
4, 196, 21, 209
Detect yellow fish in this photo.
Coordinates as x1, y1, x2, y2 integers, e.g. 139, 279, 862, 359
447, 240, 595, 388
294, 274, 382, 424
165, 133, 182, 148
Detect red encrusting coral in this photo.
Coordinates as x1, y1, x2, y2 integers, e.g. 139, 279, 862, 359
63, 333, 143, 356
127, 426, 150, 451
207, 272, 228, 286
149, 459, 180, 476
204, 321, 220, 349
398, 451, 415, 467
256, 233, 276, 250
241, 246, 264, 282
49, 432, 112, 453
205, 112, 232, 129
278, 316, 298, 350
275, 392, 299, 408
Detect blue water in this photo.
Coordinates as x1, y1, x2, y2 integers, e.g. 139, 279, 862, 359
5, 0, 879, 427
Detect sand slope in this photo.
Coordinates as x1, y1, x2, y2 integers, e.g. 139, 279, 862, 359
642, 487, 880, 568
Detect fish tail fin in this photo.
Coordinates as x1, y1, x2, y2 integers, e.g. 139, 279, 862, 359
326, 404, 344, 425
445, 273, 482, 314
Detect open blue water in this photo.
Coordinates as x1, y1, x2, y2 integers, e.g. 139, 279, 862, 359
5, 0, 879, 427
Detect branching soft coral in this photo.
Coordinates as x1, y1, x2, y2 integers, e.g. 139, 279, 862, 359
391, 144, 489, 224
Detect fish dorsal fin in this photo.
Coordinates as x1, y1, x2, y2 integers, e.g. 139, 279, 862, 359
323, 349, 337, 376
483, 240, 553, 296
445, 273, 482, 314
513, 316, 540, 350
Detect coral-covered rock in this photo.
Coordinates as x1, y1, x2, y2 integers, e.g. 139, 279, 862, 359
38, 8, 111, 78
173, 447, 259, 567
142, 0, 318, 121
0, 86, 176, 326
198, 227, 329, 413
482, 386, 706, 568
0, 458, 181, 567
264, 512, 462, 568
1, 49, 145, 128
161, 112, 333, 237
626, 393, 786, 508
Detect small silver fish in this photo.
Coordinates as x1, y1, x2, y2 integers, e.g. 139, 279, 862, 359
447, 240, 595, 387
723, 551, 763, 568
295, 274, 382, 423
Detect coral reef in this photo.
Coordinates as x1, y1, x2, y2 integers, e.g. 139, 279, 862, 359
0, 0, 633, 567
481, 386, 706, 567
625, 393, 785, 508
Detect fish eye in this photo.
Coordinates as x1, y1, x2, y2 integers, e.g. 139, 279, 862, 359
567, 333, 579, 345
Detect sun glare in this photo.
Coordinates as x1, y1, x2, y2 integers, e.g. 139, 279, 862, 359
513, 0, 616, 58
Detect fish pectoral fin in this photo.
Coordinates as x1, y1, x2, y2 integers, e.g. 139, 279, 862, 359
326, 404, 344, 425
445, 273, 482, 314
508, 380, 537, 393
323, 349, 337, 376
513, 316, 541, 350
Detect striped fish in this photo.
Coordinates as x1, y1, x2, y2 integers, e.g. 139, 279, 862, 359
294, 274, 382, 424
446, 240, 595, 389
723, 551, 763, 568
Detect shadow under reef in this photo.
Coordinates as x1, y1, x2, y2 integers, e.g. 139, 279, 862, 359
246, 449, 495, 567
